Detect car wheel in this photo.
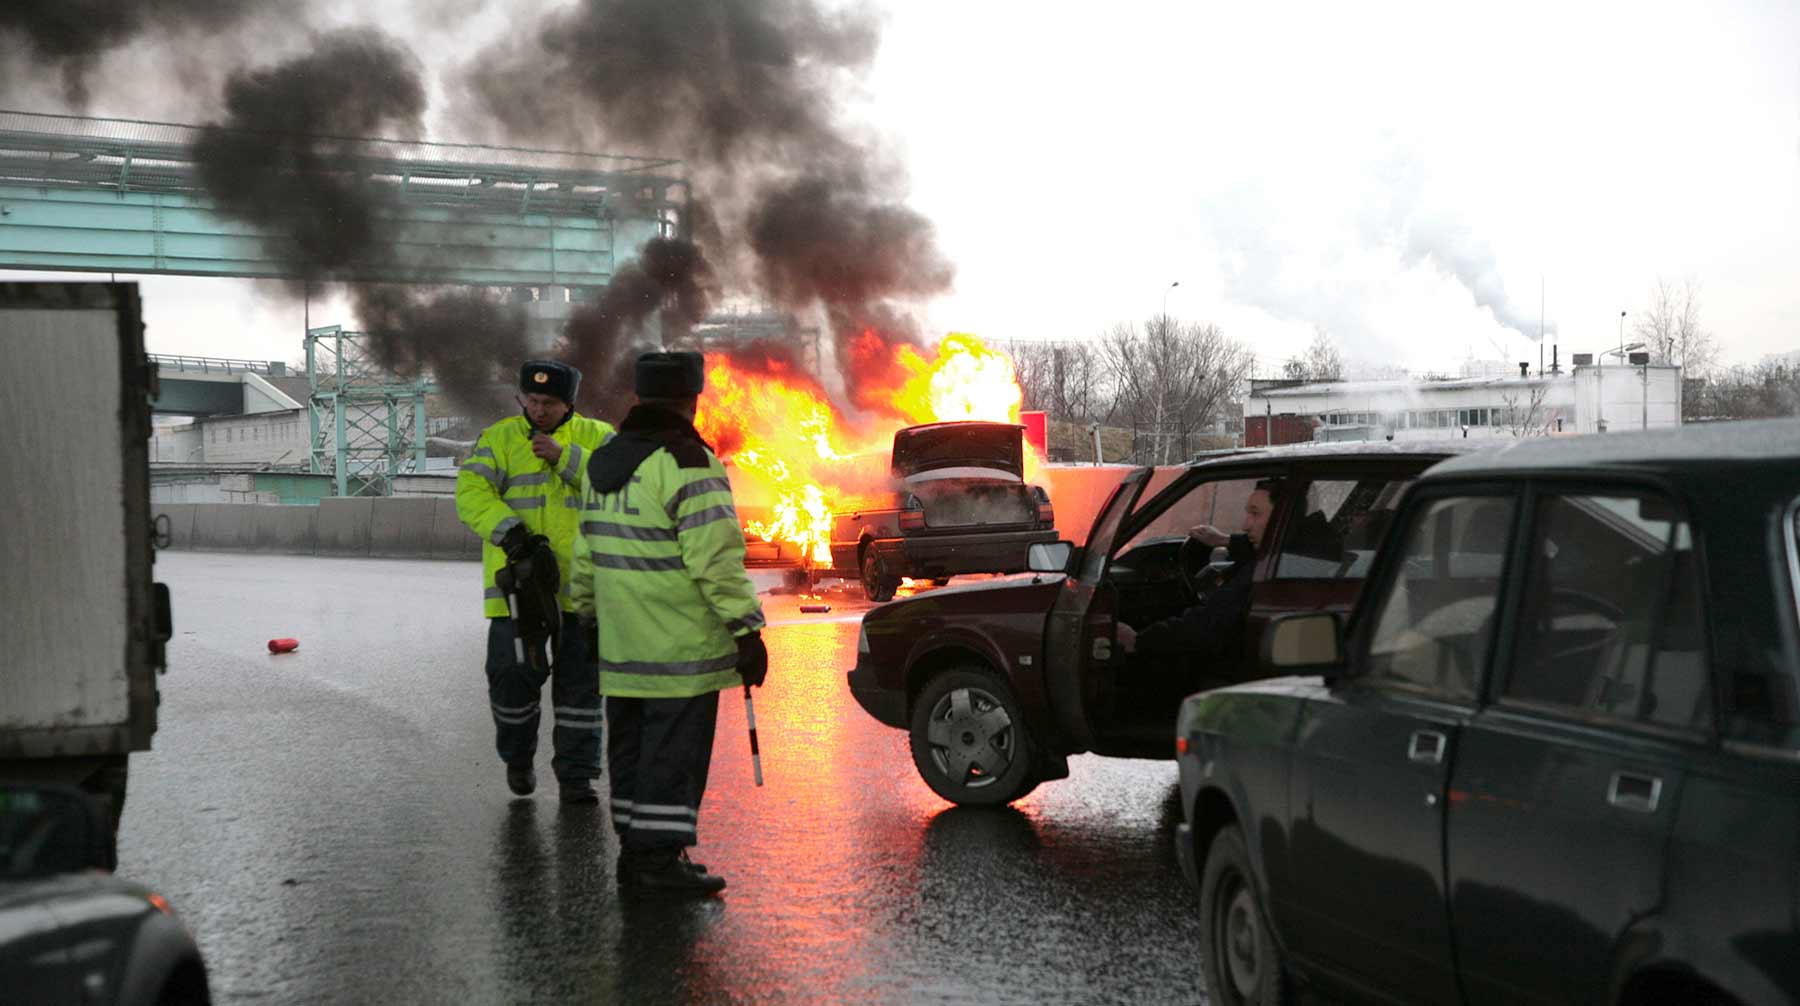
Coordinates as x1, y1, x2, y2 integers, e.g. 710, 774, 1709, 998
909, 667, 1038, 807
861, 546, 899, 602
1199, 825, 1291, 1006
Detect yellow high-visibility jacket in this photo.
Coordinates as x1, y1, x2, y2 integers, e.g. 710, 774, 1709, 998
572, 407, 764, 698
456, 413, 615, 618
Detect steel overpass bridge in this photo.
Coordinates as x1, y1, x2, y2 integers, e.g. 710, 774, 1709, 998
0, 109, 683, 287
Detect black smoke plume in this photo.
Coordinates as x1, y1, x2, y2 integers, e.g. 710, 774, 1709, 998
356, 286, 529, 418
749, 170, 952, 317
187, 31, 533, 414
562, 235, 719, 418
463, 0, 954, 414
191, 30, 426, 284
0, 0, 277, 106
464, 0, 875, 168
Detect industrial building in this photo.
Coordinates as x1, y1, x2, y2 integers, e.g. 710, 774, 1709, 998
1245, 359, 1683, 445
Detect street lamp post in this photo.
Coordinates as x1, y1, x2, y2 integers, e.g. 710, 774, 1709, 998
1162, 281, 1180, 319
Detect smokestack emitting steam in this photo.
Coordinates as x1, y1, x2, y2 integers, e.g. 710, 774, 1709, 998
465, 0, 954, 412
1403, 217, 1553, 340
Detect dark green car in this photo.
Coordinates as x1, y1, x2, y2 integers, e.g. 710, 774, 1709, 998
1175, 420, 1800, 1006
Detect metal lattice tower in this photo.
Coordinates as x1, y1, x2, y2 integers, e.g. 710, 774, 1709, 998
305, 326, 432, 497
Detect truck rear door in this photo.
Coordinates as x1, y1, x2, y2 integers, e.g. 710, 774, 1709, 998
0, 283, 163, 761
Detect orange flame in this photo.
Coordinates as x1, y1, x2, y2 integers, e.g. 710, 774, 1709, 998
697, 332, 1041, 569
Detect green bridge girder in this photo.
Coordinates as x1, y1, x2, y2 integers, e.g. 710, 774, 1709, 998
0, 110, 682, 287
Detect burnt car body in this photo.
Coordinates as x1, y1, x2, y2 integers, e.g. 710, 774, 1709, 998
1176, 420, 1800, 1006
829, 421, 1056, 601
847, 441, 1475, 806
0, 784, 210, 1005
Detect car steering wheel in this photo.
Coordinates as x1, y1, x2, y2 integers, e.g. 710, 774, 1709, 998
1179, 535, 1222, 601
1548, 587, 1626, 623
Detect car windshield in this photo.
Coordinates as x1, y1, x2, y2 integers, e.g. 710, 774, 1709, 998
0, 787, 103, 878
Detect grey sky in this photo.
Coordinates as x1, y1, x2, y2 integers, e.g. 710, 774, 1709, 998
7, 0, 1798, 373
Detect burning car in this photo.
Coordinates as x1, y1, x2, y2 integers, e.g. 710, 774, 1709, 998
828, 421, 1057, 601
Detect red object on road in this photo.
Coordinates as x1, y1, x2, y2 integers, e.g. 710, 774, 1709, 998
799, 604, 831, 613
267, 638, 299, 654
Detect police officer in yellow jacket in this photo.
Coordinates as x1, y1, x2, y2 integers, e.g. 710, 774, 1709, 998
572, 351, 768, 896
455, 360, 615, 804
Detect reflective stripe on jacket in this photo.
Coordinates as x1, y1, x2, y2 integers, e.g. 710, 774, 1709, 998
456, 413, 615, 617
572, 443, 765, 699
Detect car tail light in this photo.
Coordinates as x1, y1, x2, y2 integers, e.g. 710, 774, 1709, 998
147, 892, 174, 916
899, 495, 925, 532
1175, 736, 1189, 755
1033, 485, 1054, 527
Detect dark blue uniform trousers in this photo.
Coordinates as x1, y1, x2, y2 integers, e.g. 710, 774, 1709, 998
484, 617, 602, 784
606, 692, 719, 851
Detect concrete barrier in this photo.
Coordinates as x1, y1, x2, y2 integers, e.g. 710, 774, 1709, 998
369, 497, 440, 559
429, 498, 481, 560
252, 505, 319, 555
316, 498, 374, 556
191, 503, 256, 551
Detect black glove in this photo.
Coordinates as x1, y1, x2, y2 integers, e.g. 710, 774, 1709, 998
735, 631, 769, 688
499, 523, 532, 561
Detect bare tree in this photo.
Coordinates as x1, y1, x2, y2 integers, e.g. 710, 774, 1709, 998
1281, 327, 1344, 382
1686, 361, 1800, 421
1100, 317, 1252, 464
1498, 384, 1554, 437
1633, 277, 1717, 377
1006, 340, 1111, 426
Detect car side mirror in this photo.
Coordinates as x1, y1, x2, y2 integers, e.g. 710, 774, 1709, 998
1263, 612, 1346, 676
1027, 540, 1074, 574
0, 783, 116, 876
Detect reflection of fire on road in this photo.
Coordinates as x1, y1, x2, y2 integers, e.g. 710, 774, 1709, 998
698, 331, 1042, 569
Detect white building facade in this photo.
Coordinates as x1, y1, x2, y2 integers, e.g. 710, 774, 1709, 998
1245, 364, 1682, 445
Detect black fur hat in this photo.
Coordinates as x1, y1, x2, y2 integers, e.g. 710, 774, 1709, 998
634, 351, 706, 398
519, 359, 581, 404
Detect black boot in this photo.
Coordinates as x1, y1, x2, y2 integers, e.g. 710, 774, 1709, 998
558, 779, 599, 804
615, 848, 706, 883
506, 764, 536, 796
619, 848, 725, 896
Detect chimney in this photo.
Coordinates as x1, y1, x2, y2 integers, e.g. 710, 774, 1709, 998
1551, 345, 1559, 375
1518, 362, 1529, 378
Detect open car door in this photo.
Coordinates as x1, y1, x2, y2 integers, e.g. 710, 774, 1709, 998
1042, 467, 1152, 753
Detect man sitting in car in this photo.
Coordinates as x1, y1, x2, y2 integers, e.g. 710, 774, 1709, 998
1116, 479, 1284, 679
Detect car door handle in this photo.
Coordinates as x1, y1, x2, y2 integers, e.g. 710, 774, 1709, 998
1607, 771, 1663, 813
1408, 730, 1446, 764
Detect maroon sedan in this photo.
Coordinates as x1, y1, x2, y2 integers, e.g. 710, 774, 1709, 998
847, 442, 1478, 806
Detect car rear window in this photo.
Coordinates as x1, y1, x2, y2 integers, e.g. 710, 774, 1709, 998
1275, 476, 1413, 581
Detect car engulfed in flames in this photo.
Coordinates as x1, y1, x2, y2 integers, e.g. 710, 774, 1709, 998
696, 331, 1042, 577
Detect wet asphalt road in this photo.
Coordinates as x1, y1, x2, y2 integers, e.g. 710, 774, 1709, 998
120, 552, 1208, 1005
